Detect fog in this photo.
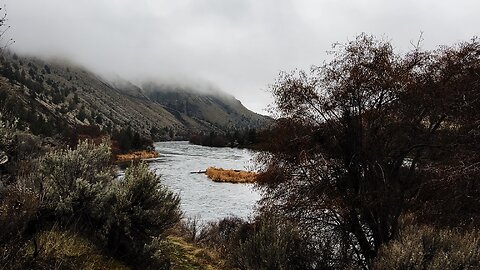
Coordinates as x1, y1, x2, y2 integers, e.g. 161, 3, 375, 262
6, 0, 480, 113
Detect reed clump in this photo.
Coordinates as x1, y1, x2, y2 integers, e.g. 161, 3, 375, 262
115, 150, 159, 162
205, 167, 257, 183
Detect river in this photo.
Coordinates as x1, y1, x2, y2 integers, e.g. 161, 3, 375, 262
149, 141, 261, 222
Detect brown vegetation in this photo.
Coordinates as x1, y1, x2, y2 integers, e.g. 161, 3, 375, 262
168, 235, 226, 270
205, 167, 257, 183
32, 230, 129, 270
115, 150, 160, 163
256, 34, 480, 268
178, 215, 316, 270
374, 221, 480, 270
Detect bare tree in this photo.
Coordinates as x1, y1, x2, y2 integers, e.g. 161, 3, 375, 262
257, 34, 480, 269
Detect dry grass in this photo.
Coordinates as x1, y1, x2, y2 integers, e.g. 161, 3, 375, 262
168, 235, 226, 270
374, 224, 480, 270
115, 150, 159, 163
205, 167, 257, 183
31, 230, 128, 270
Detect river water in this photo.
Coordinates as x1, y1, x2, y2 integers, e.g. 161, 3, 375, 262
149, 141, 261, 222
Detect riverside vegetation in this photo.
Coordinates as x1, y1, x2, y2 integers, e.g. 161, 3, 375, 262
0, 124, 181, 268
205, 167, 257, 183
2, 33, 480, 270
181, 35, 480, 270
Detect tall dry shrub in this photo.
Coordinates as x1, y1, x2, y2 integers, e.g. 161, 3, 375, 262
258, 34, 480, 268
374, 224, 480, 269
197, 216, 319, 270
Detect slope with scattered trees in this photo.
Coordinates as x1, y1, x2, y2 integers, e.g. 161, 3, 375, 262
0, 52, 270, 150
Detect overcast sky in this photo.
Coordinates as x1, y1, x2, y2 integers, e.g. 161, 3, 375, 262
6, 0, 480, 113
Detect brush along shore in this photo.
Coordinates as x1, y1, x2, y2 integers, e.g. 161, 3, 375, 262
115, 150, 160, 163
205, 167, 257, 183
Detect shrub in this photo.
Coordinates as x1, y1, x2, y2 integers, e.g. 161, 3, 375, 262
177, 216, 203, 243
0, 123, 45, 187
0, 184, 40, 268
0, 184, 39, 243
197, 216, 318, 270
103, 163, 181, 267
374, 224, 480, 270
194, 216, 244, 254
38, 140, 113, 224
21, 141, 181, 268
232, 217, 317, 270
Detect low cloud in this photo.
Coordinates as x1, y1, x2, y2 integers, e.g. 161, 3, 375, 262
6, 0, 480, 113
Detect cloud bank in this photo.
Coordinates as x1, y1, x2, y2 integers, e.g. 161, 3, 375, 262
6, 0, 480, 113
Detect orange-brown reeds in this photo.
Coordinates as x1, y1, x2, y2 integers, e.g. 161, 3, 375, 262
115, 150, 159, 163
205, 167, 257, 183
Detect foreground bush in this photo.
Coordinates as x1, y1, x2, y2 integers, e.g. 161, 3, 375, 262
103, 163, 181, 268
0, 184, 40, 269
0, 140, 181, 269
195, 216, 318, 270
38, 141, 113, 226
374, 224, 480, 269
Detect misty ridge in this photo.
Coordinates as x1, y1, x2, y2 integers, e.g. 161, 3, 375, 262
14, 54, 237, 97
0, 49, 270, 141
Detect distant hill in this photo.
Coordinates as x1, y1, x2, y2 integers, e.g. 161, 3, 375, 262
0, 52, 271, 142
142, 82, 270, 132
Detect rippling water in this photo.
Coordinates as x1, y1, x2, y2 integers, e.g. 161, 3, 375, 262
149, 141, 261, 222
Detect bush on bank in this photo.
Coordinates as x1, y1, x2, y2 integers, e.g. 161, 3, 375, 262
0, 139, 181, 269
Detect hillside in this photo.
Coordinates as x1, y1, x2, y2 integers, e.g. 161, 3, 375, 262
0, 52, 270, 143
143, 82, 270, 131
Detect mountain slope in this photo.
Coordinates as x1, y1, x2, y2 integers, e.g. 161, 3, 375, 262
142, 82, 270, 131
0, 52, 270, 142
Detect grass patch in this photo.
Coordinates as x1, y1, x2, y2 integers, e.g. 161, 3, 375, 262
205, 167, 257, 183
30, 230, 128, 270
168, 236, 225, 270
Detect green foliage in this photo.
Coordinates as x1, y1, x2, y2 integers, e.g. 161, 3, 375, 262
120, 163, 181, 236
0, 123, 45, 183
0, 86, 68, 136
1, 140, 181, 268
76, 106, 87, 122
189, 128, 261, 148
102, 163, 181, 266
38, 140, 112, 220
112, 125, 153, 152
44, 65, 51, 74
36, 141, 181, 266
